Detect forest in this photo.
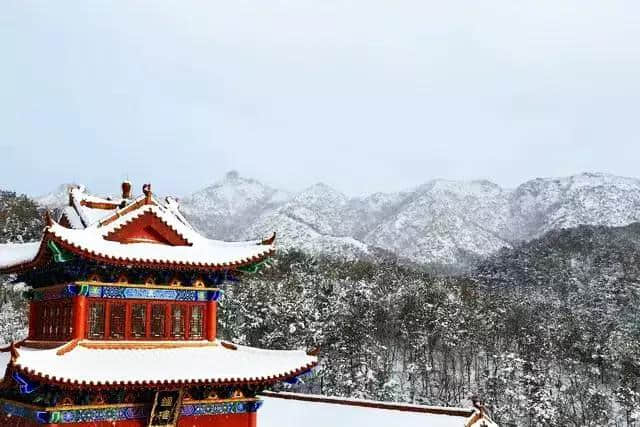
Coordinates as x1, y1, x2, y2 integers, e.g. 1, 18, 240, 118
1, 190, 640, 426
220, 225, 640, 427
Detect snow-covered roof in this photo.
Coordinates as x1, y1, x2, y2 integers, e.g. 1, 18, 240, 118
61, 186, 124, 229
0, 242, 40, 270
260, 392, 497, 427
6, 341, 316, 387
46, 205, 274, 268
0, 185, 276, 273
59, 206, 85, 229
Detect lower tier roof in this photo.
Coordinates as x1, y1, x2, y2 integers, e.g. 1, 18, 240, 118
260, 393, 497, 427
3, 340, 317, 388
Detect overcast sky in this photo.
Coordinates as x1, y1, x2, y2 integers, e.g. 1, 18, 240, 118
1, 1, 639, 197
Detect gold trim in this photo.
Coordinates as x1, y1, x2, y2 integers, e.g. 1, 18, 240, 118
22, 340, 67, 348
51, 402, 146, 411
79, 340, 218, 350
184, 398, 260, 405
75, 281, 220, 292
32, 282, 220, 292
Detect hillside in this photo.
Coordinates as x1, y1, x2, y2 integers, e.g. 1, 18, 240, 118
0, 190, 43, 243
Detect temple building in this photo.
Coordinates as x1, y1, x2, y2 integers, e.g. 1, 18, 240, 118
0, 181, 496, 427
0, 182, 317, 426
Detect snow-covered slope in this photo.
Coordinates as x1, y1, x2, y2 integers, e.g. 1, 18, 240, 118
35, 172, 640, 265
362, 180, 514, 265
240, 184, 370, 260
511, 173, 640, 239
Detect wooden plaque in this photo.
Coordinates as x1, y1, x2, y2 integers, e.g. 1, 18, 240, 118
148, 389, 184, 427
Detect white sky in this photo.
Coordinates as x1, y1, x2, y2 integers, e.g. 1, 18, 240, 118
1, 1, 639, 197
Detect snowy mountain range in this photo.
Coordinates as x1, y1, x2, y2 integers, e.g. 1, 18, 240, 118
34, 172, 640, 265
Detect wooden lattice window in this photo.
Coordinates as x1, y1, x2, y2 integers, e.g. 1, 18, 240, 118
47, 305, 55, 338
88, 302, 106, 339
131, 304, 147, 338
189, 305, 204, 340
109, 303, 126, 339
171, 305, 186, 339
62, 303, 71, 338
53, 305, 61, 338
151, 304, 166, 339
40, 305, 49, 338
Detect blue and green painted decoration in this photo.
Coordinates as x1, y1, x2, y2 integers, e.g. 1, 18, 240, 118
237, 259, 273, 274
28, 283, 223, 302
1, 399, 262, 424
47, 241, 74, 263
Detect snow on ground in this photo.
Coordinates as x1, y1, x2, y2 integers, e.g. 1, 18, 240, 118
259, 396, 468, 427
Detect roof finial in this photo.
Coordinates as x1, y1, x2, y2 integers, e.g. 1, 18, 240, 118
261, 232, 276, 246
142, 183, 152, 204
121, 180, 132, 199
44, 210, 54, 227
470, 395, 492, 419
9, 342, 19, 363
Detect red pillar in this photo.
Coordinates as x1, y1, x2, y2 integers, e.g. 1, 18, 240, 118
72, 295, 87, 340
206, 300, 217, 341
248, 411, 257, 427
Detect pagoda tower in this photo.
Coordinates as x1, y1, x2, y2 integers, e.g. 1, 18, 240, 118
0, 182, 317, 427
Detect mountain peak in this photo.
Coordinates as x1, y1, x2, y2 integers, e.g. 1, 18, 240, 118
416, 178, 503, 197
294, 183, 348, 205
34, 183, 80, 209
224, 170, 241, 181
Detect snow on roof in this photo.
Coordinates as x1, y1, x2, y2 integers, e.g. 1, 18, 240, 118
9, 341, 316, 386
163, 196, 193, 230
259, 393, 492, 427
69, 186, 121, 228
0, 242, 41, 271
46, 205, 274, 268
0, 189, 276, 272
59, 206, 85, 229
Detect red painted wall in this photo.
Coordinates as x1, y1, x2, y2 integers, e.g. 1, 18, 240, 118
178, 412, 256, 427
0, 413, 39, 427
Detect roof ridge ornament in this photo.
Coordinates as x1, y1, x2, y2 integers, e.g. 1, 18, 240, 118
47, 240, 74, 263
44, 210, 54, 227
143, 183, 152, 204
121, 180, 132, 199
9, 342, 19, 363
261, 232, 276, 246
221, 341, 238, 351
